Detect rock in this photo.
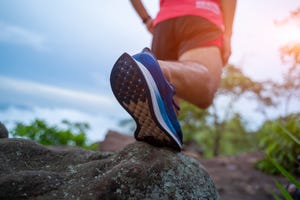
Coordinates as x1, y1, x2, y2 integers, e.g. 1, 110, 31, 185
0, 138, 220, 200
99, 130, 135, 152
0, 122, 8, 138
100, 130, 204, 161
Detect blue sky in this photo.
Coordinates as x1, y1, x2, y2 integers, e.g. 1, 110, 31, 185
1, 0, 300, 142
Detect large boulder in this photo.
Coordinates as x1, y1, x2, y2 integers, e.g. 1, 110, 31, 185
99, 130, 135, 152
0, 122, 8, 138
0, 138, 220, 200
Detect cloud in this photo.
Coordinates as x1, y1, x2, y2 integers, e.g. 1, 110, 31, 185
0, 75, 126, 116
0, 75, 132, 142
0, 21, 47, 51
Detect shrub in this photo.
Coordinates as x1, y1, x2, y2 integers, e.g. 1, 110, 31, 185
256, 113, 300, 175
11, 119, 98, 150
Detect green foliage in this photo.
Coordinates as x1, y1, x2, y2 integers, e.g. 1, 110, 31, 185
177, 60, 300, 160
218, 114, 258, 156
178, 101, 210, 142
220, 65, 274, 108
274, 180, 294, 200
256, 113, 300, 175
269, 8, 300, 199
272, 193, 282, 200
178, 101, 258, 157
268, 155, 300, 189
177, 65, 264, 157
11, 119, 97, 150
221, 65, 262, 95
268, 150, 300, 199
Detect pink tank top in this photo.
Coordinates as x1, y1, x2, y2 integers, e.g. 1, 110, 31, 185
153, 0, 224, 31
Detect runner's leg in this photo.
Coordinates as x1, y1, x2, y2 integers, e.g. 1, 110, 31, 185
158, 46, 223, 109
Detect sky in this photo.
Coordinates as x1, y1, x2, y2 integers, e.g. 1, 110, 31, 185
1, 0, 300, 142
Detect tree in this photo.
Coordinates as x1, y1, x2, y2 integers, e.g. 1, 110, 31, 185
179, 64, 269, 156
255, 6, 300, 175
11, 119, 98, 150
211, 65, 274, 156
278, 43, 300, 115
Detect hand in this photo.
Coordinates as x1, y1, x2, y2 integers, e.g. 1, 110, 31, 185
145, 18, 154, 34
222, 34, 232, 65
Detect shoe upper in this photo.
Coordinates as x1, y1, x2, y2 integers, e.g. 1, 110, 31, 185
132, 48, 183, 144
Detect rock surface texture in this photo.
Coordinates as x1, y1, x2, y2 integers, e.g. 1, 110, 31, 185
0, 138, 220, 200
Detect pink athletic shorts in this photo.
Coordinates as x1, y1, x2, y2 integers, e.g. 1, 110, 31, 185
151, 15, 223, 60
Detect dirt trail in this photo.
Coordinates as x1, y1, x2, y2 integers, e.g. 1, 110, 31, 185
194, 152, 287, 200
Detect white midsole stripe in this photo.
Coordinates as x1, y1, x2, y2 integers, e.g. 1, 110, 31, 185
135, 60, 182, 147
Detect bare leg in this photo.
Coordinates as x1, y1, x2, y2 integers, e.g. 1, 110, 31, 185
158, 46, 223, 109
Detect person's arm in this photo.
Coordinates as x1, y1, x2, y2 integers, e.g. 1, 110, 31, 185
130, 0, 154, 33
220, 0, 237, 65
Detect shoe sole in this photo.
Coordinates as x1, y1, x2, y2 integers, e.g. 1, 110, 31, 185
110, 53, 182, 150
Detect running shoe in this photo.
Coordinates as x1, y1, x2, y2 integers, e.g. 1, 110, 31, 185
110, 48, 183, 150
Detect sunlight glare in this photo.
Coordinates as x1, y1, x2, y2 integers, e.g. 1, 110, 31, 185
276, 24, 300, 44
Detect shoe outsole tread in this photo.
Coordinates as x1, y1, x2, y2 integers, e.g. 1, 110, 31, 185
110, 53, 181, 151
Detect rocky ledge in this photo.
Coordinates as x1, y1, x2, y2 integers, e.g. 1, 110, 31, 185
0, 138, 220, 200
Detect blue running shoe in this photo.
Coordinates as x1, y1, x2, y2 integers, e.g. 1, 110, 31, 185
110, 49, 183, 151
